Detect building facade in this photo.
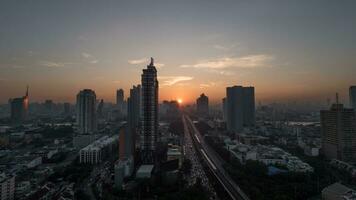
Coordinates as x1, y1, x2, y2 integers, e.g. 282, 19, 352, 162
321, 103, 356, 163
76, 89, 97, 134
10, 86, 29, 124
196, 93, 209, 117
225, 86, 255, 133
140, 57, 159, 164
0, 173, 15, 200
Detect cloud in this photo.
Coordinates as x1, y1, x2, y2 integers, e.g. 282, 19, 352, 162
213, 45, 229, 51
128, 58, 147, 65
82, 52, 99, 64
208, 69, 235, 76
81, 52, 92, 58
39, 61, 74, 68
128, 57, 164, 68
158, 76, 194, 86
199, 82, 217, 88
180, 54, 274, 69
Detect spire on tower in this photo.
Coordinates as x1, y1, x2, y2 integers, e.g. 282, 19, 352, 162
150, 57, 154, 66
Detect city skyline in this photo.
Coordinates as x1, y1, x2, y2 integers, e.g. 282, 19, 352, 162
1, 1, 356, 104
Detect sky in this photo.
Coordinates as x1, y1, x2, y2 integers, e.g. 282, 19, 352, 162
0, 0, 355, 105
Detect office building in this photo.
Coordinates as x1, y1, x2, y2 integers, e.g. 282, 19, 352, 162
196, 93, 209, 117
140, 57, 159, 164
128, 85, 141, 130
126, 85, 141, 160
116, 89, 124, 111
321, 101, 356, 163
76, 89, 97, 134
350, 86, 356, 109
242, 87, 255, 127
0, 173, 15, 200
225, 86, 255, 133
10, 86, 29, 124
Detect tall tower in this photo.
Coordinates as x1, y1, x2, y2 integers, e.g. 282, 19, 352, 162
116, 89, 124, 111
225, 86, 255, 133
196, 93, 209, 117
76, 89, 97, 134
140, 57, 159, 164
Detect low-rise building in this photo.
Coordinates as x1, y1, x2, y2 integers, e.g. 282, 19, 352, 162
136, 165, 154, 179
79, 135, 118, 164
0, 173, 15, 200
322, 182, 356, 200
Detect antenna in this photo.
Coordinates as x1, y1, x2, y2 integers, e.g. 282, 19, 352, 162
150, 57, 154, 66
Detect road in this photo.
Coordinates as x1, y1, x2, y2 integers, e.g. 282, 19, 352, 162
182, 114, 250, 200
182, 115, 218, 199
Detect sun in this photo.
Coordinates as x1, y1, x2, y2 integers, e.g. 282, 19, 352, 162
177, 98, 183, 104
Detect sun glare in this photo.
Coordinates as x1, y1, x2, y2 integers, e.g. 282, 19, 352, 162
177, 98, 183, 104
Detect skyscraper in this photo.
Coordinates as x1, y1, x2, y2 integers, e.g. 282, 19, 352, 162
225, 86, 255, 133
10, 86, 29, 124
125, 85, 141, 160
116, 89, 124, 110
321, 100, 356, 163
350, 86, 356, 109
242, 87, 255, 127
196, 93, 209, 117
140, 57, 159, 164
76, 89, 97, 134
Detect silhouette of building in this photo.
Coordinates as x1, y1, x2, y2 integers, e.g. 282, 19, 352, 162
225, 86, 255, 133
140, 57, 159, 164
126, 85, 141, 161
350, 86, 356, 109
10, 86, 29, 124
76, 89, 97, 134
321, 95, 356, 163
116, 89, 124, 112
196, 93, 209, 117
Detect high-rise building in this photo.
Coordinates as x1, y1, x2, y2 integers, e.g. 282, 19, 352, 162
321, 101, 356, 163
76, 89, 97, 134
116, 89, 124, 109
225, 86, 255, 133
350, 86, 356, 109
242, 87, 255, 127
126, 85, 141, 160
196, 93, 209, 117
140, 57, 159, 164
128, 85, 141, 130
10, 86, 29, 124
